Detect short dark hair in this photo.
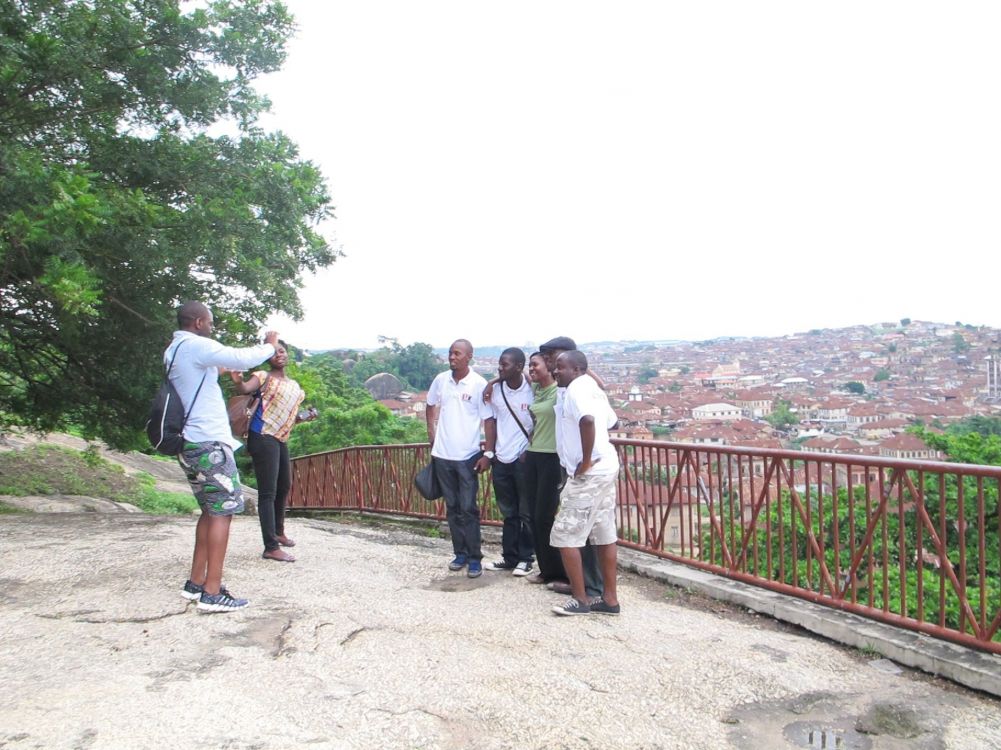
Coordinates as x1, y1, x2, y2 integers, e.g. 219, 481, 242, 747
177, 301, 208, 329
500, 347, 526, 368
561, 349, 588, 372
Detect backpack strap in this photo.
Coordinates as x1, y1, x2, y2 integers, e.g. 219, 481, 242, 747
166, 339, 207, 429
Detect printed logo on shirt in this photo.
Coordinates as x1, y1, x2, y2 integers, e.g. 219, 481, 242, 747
461, 393, 471, 402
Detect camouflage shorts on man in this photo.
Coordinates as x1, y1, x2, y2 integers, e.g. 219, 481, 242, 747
550, 472, 617, 548
178, 441, 245, 516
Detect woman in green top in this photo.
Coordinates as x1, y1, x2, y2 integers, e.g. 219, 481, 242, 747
523, 351, 567, 584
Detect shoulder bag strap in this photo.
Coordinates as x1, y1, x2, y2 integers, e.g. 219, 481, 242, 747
499, 381, 532, 443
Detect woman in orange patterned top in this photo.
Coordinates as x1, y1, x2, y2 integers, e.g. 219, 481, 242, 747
231, 341, 316, 562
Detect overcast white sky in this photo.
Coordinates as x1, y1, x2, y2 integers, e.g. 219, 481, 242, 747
257, 1, 1000, 352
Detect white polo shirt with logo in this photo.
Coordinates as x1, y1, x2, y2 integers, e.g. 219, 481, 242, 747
487, 378, 534, 463
428, 369, 491, 460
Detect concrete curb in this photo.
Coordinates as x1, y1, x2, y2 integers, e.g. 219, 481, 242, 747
617, 547, 1001, 698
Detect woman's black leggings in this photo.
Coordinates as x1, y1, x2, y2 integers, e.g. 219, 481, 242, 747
523, 450, 566, 582
247, 431, 291, 551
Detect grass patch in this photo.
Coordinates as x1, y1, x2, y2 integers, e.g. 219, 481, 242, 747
0, 501, 25, 514
0, 444, 196, 515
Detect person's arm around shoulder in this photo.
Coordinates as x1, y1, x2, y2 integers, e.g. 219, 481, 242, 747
587, 369, 607, 390
482, 375, 501, 403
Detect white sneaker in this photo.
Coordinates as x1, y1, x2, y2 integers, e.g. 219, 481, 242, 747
484, 560, 515, 571
512, 561, 533, 577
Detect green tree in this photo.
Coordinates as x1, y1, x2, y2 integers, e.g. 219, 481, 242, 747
953, 333, 970, 354
874, 369, 891, 382
0, 1, 334, 448
900, 318, 911, 326
636, 366, 659, 385
766, 400, 797, 430
345, 341, 442, 391
947, 416, 1001, 438
285, 353, 427, 457
843, 381, 865, 395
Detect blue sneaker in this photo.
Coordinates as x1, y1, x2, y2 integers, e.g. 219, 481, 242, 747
197, 589, 249, 613
467, 560, 482, 578
448, 555, 467, 571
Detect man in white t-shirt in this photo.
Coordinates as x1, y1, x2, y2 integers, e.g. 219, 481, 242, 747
477, 348, 536, 577
167, 301, 278, 613
550, 350, 621, 617
426, 339, 492, 578
539, 336, 605, 600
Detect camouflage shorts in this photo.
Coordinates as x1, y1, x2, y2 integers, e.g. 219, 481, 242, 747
550, 472, 617, 548
178, 441, 245, 516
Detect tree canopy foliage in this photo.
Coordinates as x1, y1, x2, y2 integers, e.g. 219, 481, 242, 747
766, 399, 797, 430
283, 353, 427, 457
344, 340, 442, 392
0, 0, 335, 447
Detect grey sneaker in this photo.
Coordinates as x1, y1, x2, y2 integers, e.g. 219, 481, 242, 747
484, 559, 515, 571
181, 581, 234, 602
552, 598, 591, 616
180, 579, 203, 601
512, 561, 533, 577
589, 597, 621, 616
197, 590, 249, 613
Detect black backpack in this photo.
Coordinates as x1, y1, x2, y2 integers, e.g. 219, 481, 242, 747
146, 341, 206, 455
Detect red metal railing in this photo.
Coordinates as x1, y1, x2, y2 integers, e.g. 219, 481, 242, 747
289, 440, 1001, 654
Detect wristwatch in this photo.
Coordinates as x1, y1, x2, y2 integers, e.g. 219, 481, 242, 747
483, 451, 495, 459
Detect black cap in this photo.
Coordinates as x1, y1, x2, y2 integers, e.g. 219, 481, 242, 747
539, 336, 577, 353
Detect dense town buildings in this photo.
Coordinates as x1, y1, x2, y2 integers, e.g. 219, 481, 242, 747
383, 320, 1000, 459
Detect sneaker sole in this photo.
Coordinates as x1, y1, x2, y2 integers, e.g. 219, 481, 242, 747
197, 601, 249, 613
180, 591, 201, 601
467, 570, 483, 578
591, 608, 621, 616
511, 568, 532, 577
552, 605, 591, 616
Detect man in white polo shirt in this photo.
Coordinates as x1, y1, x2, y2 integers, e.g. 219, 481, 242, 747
551, 349, 621, 617
426, 339, 492, 578
477, 348, 535, 577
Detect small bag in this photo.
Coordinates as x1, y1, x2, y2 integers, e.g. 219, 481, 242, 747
227, 393, 260, 441
146, 341, 205, 456
414, 461, 442, 501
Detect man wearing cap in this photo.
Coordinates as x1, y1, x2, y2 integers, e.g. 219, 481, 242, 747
550, 349, 621, 616
538, 335, 607, 601
426, 339, 492, 578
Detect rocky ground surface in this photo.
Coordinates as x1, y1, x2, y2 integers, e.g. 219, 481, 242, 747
1, 512, 999, 750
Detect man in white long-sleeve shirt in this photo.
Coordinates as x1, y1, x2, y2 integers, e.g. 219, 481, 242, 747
167, 301, 278, 613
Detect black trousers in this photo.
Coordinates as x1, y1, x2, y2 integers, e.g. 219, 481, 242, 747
247, 431, 290, 551
524, 451, 604, 596
491, 457, 534, 564
523, 451, 564, 581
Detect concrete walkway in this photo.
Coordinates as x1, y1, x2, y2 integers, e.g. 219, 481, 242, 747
0, 513, 999, 750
